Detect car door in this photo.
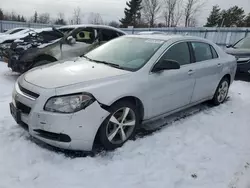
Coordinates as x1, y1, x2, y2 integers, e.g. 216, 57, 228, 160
61, 27, 97, 59
148, 42, 196, 118
189, 42, 222, 103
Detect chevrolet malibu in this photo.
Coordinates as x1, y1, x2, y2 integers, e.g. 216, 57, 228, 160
10, 35, 237, 151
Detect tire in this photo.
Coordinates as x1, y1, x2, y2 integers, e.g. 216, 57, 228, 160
212, 77, 230, 105
99, 100, 140, 150
33, 60, 53, 68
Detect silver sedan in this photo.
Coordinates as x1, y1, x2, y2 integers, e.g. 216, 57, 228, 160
10, 35, 237, 151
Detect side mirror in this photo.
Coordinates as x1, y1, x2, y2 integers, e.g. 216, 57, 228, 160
152, 59, 180, 72
67, 36, 76, 45
226, 44, 232, 48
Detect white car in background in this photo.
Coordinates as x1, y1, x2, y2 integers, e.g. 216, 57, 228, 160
137, 31, 166, 35
10, 35, 236, 151
1, 27, 28, 35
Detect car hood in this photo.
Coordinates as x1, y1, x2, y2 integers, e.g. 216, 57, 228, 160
24, 58, 130, 88
225, 48, 250, 57
0, 33, 32, 44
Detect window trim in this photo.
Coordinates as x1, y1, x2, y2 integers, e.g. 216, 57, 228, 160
210, 45, 219, 59
150, 41, 192, 73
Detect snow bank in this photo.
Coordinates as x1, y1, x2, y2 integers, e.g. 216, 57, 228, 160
0, 62, 250, 188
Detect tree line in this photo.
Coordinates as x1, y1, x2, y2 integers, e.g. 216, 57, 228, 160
119, 0, 250, 28
1, 2, 250, 28
0, 7, 111, 26
205, 5, 250, 27
119, 0, 205, 27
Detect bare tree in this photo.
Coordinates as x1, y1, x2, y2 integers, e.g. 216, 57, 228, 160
73, 7, 81, 24
183, 0, 204, 27
162, 0, 183, 27
188, 16, 197, 27
38, 13, 50, 24
88, 12, 103, 25
142, 0, 161, 27
172, 0, 183, 26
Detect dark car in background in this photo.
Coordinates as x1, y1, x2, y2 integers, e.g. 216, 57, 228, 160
226, 36, 250, 75
7, 24, 126, 73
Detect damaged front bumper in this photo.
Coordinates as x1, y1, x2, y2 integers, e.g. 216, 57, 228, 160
10, 80, 110, 151
6, 50, 32, 73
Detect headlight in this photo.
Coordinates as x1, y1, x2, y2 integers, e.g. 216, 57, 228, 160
44, 93, 95, 113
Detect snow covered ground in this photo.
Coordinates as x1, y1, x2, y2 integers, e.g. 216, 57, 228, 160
0, 61, 250, 188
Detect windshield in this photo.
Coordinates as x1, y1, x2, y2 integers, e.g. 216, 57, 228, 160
233, 37, 250, 49
85, 37, 164, 71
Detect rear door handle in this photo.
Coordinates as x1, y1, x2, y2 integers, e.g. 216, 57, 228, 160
188, 70, 195, 75
217, 63, 222, 67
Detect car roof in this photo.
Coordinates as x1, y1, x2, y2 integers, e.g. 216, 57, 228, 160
32, 27, 54, 32
124, 34, 211, 42
137, 31, 166, 34
59, 24, 126, 34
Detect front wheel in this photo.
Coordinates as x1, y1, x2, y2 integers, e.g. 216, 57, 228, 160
99, 101, 140, 150
212, 77, 230, 105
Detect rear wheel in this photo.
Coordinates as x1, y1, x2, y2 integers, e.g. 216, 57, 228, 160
212, 77, 230, 105
99, 101, 140, 150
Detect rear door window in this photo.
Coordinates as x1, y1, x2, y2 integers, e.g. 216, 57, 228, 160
191, 42, 213, 62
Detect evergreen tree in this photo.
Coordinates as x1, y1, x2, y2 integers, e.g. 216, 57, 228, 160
205, 5, 221, 27
120, 0, 142, 27
0, 9, 3, 20
220, 6, 245, 27
34, 11, 38, 23
20, 16, 26, 22
244, 13, 250, 27
54, 18, 67, 25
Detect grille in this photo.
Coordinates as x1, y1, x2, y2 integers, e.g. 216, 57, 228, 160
18, 83, 40, 99
16, 101, 31, 114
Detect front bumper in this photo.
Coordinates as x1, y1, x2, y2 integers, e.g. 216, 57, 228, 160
10, 80, 109, 151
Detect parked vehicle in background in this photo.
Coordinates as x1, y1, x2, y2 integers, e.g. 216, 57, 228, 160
2, 27, 28, 35
225, 36, 250, 75
10, 35, 236, 151
137, 31, 166, 35
0, 28, 36, 58
7, 24, 126, 73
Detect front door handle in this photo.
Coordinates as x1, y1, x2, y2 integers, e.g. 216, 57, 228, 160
217, 63, 222, 67
188, 70, 195, 75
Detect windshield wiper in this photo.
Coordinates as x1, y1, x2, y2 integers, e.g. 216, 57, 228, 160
92, 59, 121, 68
82, 56, 125, 70
81, 55, 94, 61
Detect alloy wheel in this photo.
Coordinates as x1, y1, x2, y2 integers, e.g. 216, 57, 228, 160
217, 80, 229, 103
106, 107, 136, 145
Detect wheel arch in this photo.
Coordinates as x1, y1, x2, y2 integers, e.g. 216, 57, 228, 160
33, 54, 57, 64
222, 74, 231, 85
100, 96, 145, 121
93, 96, 145, 148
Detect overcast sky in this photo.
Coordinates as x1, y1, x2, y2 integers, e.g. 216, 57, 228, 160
1, 0, 250, 26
